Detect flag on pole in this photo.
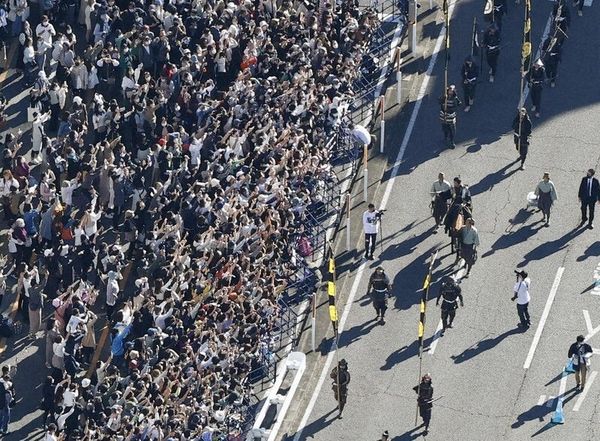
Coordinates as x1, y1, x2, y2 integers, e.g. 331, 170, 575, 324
522, 0, 532, 74
443, 0, 450, 71
326, 246, 338, 332
471, 17, 480, 57
484, 0, 494, 22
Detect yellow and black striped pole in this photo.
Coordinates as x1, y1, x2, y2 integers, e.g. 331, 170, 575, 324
415, 249, 438, 425
326, 244, 343, 412
326, 245, 339, 338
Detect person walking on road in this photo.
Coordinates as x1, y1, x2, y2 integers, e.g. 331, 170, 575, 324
430, 173, 452, 231
439, 85, 461, 149
368, 267, 392, 324
379, 431, 390, 441
511, 270, 531, 328
0, 369, 14, 435
414, 374, 434, 435
436, 276, 464, 335
330, 359, 350, 418
568, 335, 592, 390
483, 23, 501, 83
527, 59, 546, 118
461, 56, 479, 112
512, 108, 532, 170
578, 169, 600, 229
460, 218, 480, 277
535, 172, 558, 227
362, 204, 380, 260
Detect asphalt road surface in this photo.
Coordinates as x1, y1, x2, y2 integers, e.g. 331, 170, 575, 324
287, 0, 600, 440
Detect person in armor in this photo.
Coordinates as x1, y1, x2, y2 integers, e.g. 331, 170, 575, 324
542, 37, 561, 88
488, 0, 507, 32
330, 359, 351, 418
483, 23, 501, 83
452, 177, 472, 208
527, 59, 546, 118
368, 267, 392, 324
413, 374, 434, 434
430, 172, 452, 229
436, 276, 464, 335
512, 108, 532, 170
439, 86, 462, 149
461, 56, 479, 112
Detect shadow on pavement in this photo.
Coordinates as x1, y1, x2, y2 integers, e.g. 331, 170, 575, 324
468, 160, 520, 197
517, 227, 587, 268
450, 326, 524, 364
482, 220, 544, 258
576, 241, 600, 262
285, 408, 338, 441
391, 424, 427, 440
338, 318, 381, 348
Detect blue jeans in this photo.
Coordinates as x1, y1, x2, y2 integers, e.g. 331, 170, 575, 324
0, 407, 10, 433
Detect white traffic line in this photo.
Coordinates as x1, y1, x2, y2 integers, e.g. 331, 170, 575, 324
591, 262, 600, 295
573, 371, 598, 412
558, 370, 568, 397
427, 319, 444, 355
537, 394, 546, 405
546, 395, 555, 408
292, 1, 458, 438
583, 310, 600, 341
523, 267, 565, 369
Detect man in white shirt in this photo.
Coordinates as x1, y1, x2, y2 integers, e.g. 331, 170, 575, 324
511, 270, 531, 328
35, 15, 56, 45
362, 203, 380, 260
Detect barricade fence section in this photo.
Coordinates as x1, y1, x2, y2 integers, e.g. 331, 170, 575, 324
242, 0, 409, 435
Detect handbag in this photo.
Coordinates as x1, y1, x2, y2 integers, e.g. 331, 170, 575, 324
565, 358, 576, 374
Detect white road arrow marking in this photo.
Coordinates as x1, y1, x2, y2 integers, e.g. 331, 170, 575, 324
538, 395, 547, 406
583, 310, 600, 341
573, 371, 598, 411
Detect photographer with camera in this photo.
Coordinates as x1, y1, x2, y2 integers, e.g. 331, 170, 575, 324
512, 270, 531, 329
362, 203, 383, 260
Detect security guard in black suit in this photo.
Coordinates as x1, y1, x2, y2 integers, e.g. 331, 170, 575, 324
436, 276, 464, 335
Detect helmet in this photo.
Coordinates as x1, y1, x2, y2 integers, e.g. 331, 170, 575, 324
441, 276, 455, 287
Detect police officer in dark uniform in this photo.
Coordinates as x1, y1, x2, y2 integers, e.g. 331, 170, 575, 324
413, 374, 434, 434
368, 267, 392, 324
439, 86, 462, 149
527, 59, 546, 118
436, 276, 464, 335
461, 56, 479, 112
330, 359, 350, 418
542, 37, 561, 88
483, 23, 501, 83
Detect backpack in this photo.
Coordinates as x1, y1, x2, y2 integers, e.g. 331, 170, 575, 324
297, 236, 313, 257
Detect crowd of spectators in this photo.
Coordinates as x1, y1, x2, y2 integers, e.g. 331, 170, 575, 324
0, 0, 381, 438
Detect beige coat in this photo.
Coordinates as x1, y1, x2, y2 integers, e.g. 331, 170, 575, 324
81, 314, 97, 349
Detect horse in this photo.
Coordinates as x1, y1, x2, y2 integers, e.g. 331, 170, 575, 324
443, 202, 473, 256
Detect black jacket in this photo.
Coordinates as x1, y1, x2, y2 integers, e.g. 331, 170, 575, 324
578, 177, 600, 202
568, 342, 593, 364
512, 114, 532, 140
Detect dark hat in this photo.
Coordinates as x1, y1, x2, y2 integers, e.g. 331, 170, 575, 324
339, 359, 348, 366
515, 270, 528, 278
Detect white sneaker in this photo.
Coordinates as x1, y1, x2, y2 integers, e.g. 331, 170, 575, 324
464, 106, 471, 113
